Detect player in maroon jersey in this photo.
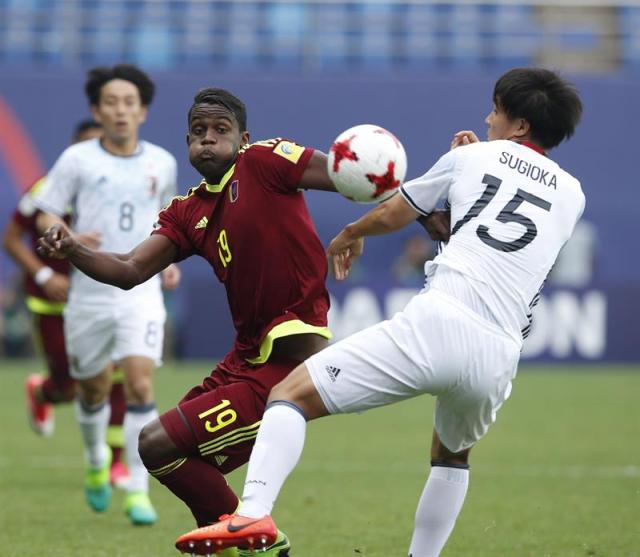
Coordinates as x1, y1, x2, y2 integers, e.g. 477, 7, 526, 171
3, 120, 130, 487
38, 88, 446, 555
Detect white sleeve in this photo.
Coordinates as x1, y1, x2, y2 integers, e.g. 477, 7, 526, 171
32, 149, 80, 217
400, 149, 457, 216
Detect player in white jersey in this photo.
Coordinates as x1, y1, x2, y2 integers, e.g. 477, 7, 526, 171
34, 64, 179, 526
172, 68, 584, 556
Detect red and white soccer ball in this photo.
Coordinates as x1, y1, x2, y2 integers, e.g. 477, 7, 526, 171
327, 124, 407, 204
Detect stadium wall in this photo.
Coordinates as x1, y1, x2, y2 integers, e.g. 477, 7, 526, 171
0, 70, 635, 362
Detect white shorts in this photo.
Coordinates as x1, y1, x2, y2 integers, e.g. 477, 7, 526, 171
306, 289, 520, 453
64, 301, 166, 380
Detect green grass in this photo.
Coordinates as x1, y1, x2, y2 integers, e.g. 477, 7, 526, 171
1, 361, 639, 557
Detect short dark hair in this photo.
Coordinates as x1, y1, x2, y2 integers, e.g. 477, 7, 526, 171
493, 68, 582, 150
188, 88, 247, 132
73, 119, 102, 141
85, 64, 155, 106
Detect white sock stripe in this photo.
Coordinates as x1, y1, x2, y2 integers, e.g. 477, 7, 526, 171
266, 400, 308, 421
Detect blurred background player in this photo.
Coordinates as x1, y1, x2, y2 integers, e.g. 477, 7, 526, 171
2, 119, 130, 488
173, 67, 585, 557
33, 65, 180, 526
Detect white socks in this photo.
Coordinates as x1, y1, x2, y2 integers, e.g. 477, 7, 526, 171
408, 465, 469, 557
75, 397, 110, 468
239, 403, 307, 518
124, 403, 158, 493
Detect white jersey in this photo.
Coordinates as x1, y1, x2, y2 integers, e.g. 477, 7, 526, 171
34, 138, 177, 307
401, 140, 585, 345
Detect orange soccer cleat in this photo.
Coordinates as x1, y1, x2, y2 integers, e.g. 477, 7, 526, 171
175, 514, 277, 555
25, 373, 54, 436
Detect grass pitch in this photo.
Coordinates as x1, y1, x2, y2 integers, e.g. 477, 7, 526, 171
1, 360, 638, 557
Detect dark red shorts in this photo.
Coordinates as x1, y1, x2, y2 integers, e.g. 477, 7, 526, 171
33, 313, 73, 392
160, 355, 298, 474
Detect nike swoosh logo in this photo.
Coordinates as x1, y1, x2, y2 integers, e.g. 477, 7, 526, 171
227, 519, 262, 533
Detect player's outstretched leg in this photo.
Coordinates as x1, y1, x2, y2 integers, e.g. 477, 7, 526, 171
175, 514, 278, 555
25, 373, 54, 436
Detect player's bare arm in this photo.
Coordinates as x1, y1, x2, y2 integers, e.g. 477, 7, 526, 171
299, 151, 337, 192
4, 218, 52, 280
3, 217, 70, 302
328, 193, 419, 280
35, 211, 67, 235
450, 130, 480, 149
38, 229, 178, 290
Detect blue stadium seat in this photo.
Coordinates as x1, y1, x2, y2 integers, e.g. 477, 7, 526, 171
491, 5, 539, 68
1, 4, 38, 64
356, 3, 396, 70
404, 4, 439, 70
178, 1, 221, 68
225, 3, 264, 70
619, 7, 640, 69
447, 4, 484, 69
132, 25, 176, 68
81, 0, 127, 64
266, 2, 307, 69
310, 4, 353, 71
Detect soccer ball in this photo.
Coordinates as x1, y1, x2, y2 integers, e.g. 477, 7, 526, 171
327, 124, 407, 204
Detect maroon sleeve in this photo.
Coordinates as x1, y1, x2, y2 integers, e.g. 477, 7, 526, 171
248, 139, 315, 195
151, 199, 196, 262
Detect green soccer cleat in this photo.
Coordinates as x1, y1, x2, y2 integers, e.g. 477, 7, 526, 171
238, 530, 290, 557
124, 491, 157, 526
85, 446, 113, 512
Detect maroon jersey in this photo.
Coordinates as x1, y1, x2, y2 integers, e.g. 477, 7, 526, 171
153, 138, 330, 364
12, 178, 70, 305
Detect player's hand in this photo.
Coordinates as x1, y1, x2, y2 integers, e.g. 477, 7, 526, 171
450, 130, 480, 150
161, 264, 181, 290
37, 224, 78, 259
327, 230, 364, 281
417, 210, 451, 242
41, 272, 69, 302
74, 230, 102, 249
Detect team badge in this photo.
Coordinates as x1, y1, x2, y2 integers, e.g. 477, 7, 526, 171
273, 141, 304, 164
229, 180, 239, 203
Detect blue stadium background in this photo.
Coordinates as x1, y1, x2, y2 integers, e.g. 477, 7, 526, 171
0, 1, 637, 362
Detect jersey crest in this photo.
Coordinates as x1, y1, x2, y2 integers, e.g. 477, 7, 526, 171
229, 179, 239, 203
273, 140, 305, 164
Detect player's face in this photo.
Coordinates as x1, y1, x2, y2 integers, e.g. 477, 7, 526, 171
485, 103, 525, 141
187, 104, 249, 182
91, 79, 147, 145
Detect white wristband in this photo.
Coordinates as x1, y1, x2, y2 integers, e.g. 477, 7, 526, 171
34, 266, 54, 286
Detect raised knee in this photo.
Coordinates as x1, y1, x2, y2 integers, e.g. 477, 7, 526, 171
138, 418, 182, 468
